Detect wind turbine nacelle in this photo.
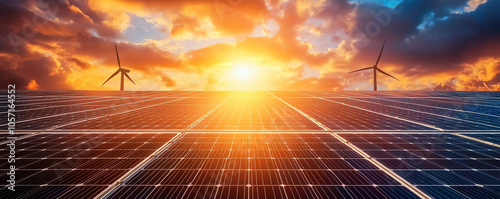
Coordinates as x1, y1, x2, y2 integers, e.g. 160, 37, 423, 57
120, 68, 131, 73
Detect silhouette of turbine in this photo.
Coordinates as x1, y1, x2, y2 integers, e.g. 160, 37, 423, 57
102, 43, 135, 91
348, 40, 399, 91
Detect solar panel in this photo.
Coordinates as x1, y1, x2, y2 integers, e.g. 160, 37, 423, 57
60, 98, 225, 131
191, 98, 323, 131
107, 133, 419, 199
2, 90, 499, 199
321, 97, 500, 131
339, 133, 500, 198
278, 98, 433, 131
0, 133, 178, 198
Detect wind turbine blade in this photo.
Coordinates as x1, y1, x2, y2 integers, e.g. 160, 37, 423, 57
348, 66, 374, 74
101, 70, 120, 86
124, 73, 135, 85
115, 43, 121, 68
375, 40, 386, 66
376, 68, 399, 81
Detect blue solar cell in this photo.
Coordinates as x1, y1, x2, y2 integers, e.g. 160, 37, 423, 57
418, 186, 469, 198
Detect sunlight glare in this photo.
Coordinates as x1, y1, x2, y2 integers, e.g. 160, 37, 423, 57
233, 64, 255, 81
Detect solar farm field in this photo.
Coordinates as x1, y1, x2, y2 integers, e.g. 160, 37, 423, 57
2, 91, 500, 199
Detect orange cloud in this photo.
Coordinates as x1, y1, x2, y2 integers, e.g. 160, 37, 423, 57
26, 79, 40, 90
1, 0, 499, 91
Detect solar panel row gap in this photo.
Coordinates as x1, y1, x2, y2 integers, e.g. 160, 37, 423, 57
315, 91, 500, 122
1, 133, 178, 198
294, 93, 443, 131
362, 97, 500, 119
2, 94, 213, 144
107, 133, 422, 199
334, 97, 500, 130
338, 133, 500, 198
3, 91, 500, 199
296, 91, 500, 146
268, 91, 433, 199
452, 133, 500, 148
98, 91, 236, 198
2, 97, 166, 126
323, 99, 499, 131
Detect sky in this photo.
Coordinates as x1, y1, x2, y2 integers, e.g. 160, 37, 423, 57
0, 0, 499, 91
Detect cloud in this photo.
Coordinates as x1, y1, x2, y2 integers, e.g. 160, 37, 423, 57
0, 0, 499, 91
465, 0, 487, 12
26, 79, 40, 90
317, 0, 500, 90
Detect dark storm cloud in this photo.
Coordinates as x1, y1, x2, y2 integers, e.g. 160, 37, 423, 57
0, 70, 30, 89
1, 0, 498, 90
0, 0, 181, 89
347, 0, 500, 76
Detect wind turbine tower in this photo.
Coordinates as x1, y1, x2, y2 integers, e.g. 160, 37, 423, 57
102, 43, 135, 91
348, 41, 399, 91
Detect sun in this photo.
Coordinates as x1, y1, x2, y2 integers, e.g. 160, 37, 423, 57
219, 62, 274, 90
232, 64, 256, 81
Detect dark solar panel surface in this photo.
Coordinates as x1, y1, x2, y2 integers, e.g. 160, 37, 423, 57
339, 133, 500, 198
1, 90, 499, 199
279, 98, 433, 131
60, 98, 225, 131
323, 98, 499, 131
0, 133, 178, 199
463, 134, 500, 144
108, 133, 419, 199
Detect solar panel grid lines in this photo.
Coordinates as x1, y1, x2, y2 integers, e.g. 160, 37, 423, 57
3, 91, 500, 199
380, 98, 500, 116
279, 97, 438, 131
94, 131, 185, 199
184, 91, 236, 131
1, 133, 178, 199
0, 97, 99, 109
462, 134, 500, 144
314, 90, 500, 108
267, 91, 433, 199
427, 98, 500, 109
329, 97, 500, 130
0, 132, 32, 145
366, 97, 500, 118
59, 98, 222, 131
181, 134, 243, 198
45, 92, 218, 131
0, 96, 148, 115
0, 93, 209, 154
323, 92, 500, 120
0, 97, 167, 125
107, 133, 424, 199
191, 97, 322, 131
329, 133, 433, 199
267, 92, 328, 132
18, 97, 189, 132
302, 93, 500, 131
0, 91, 190, 111
97, 91, 236, 198
338, 133, 500, 198
452, 133, 500, 148
0, 96, 182, 131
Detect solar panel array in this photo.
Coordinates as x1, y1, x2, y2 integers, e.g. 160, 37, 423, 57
1, 90, 500, 199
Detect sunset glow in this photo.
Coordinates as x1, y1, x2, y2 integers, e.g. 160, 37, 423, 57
0, 0, 499, 91
3, 1, 500, 198
233, 64, 255, 81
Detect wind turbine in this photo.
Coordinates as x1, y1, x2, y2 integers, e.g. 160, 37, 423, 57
102, 43, 135, 91
348, 40, 399, 91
